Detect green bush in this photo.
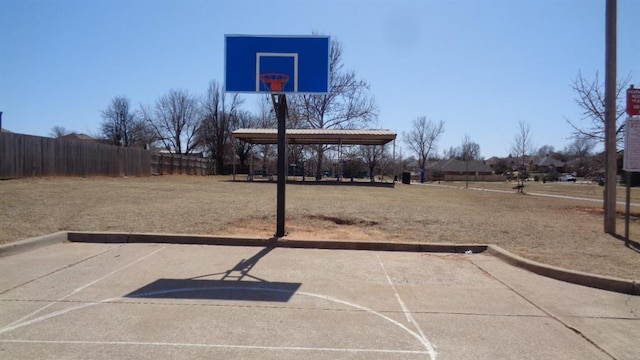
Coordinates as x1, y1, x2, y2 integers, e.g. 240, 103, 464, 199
533, 175, 540, 182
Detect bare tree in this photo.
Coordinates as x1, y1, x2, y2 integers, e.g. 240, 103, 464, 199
131, 119, 160, 148
460, 134, 481, 189
566, 134, 596, 158
443, 146, 459, 160
249, 97, 278, 175
288, 37, 378, 179
535, 144, 555, 157
510, 120, 535, 192
460, 135, 481, 161
197, 81, 244, 173
565, 71, 631, 147
100, 96, 139, 147
101, 97, 157, 148
402, 116, 445, 170
376, 143, 393, 181
284, 92, 308, 176
359, 144, 384, 181
50, 126, 70, 138
397, 149, 417, 174
143, 89, 201, 155
565, 134, 597, 176
233, 110, 258, 170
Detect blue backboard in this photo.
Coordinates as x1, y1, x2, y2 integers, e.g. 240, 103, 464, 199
225, 35, 330, 94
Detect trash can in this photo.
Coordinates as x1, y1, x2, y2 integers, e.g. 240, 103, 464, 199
402, 171, 411, 185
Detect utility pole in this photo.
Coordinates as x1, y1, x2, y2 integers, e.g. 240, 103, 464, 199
604, 0, 617, 234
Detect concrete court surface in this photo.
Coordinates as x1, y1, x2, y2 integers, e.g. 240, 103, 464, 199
0, 241, 638, 360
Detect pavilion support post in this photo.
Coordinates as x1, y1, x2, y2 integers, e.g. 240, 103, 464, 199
339, 138, 343, 182
393, 140, 396, 182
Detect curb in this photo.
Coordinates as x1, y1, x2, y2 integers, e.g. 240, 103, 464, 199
2, 231, 638, 295
65, 231, 488, 253
0, 231, 68, 257
487, 245, 639, 296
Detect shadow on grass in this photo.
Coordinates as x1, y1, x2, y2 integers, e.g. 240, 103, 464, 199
611, 234, 640, 254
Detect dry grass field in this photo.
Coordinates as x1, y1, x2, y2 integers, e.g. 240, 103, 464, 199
1, 175, 639, 280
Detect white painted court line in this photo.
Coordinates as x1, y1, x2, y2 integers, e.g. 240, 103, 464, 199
0, 297, 120, 334
0, 246, 165, 332
0, 339, 430, 355
377, 256, 437, 360
1, 247, 437, 358
131, 286, 440, 356
1, 285, 436, 358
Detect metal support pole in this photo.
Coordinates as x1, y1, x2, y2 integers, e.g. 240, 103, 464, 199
232, 136, 236, 181
274, 94, 287, 237
249, 151, 253, 181
604, 0, 617, 234
393, 140, 396, 182
339, 138, 343, 182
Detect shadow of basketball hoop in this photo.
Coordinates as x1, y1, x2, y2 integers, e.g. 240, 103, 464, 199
125, 246, 302, 302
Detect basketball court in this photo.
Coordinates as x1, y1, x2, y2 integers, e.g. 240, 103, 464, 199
1, 240, 637, 359
2, 35, 634, 359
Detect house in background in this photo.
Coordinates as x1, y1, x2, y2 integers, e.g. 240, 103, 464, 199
426, 158, 494, 181
59, 133, 97, 142
485, 154, 567, 174
532, 154, 565, 173
484, 156, 502, 168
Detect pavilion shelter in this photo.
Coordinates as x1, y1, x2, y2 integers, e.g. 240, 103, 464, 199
231, 128, 397, 183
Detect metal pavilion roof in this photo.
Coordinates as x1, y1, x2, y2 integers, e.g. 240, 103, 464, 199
232, 128, 396, 146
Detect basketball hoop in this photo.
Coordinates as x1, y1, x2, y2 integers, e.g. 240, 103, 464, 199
259, 73, 290, 92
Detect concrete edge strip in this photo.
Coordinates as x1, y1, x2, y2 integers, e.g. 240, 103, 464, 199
486, 245, 639, 296
0, 232, 68, 257
2, 231, 637, 295
64, 232, 489, 253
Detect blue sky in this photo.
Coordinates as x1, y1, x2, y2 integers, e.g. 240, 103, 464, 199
1, 0, 638, 158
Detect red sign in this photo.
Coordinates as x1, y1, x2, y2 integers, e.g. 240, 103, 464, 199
628, 87, 640, 116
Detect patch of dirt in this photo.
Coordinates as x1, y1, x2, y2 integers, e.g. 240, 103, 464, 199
307, 214, 379, 227
569, 206, 640, 220
568, 206, 605, 217
221, 214, 384, 240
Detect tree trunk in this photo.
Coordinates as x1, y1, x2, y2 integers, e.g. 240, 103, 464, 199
215, 152, 225, 174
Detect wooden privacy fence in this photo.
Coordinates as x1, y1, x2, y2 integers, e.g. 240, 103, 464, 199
1, 132, 150, 179
0, 132, 212, 179
150, 153, 212, 175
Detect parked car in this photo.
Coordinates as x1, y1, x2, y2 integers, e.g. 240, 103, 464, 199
559, 174, 577, 182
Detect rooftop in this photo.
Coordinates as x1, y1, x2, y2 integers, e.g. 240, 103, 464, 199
232, 128, 396, 146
